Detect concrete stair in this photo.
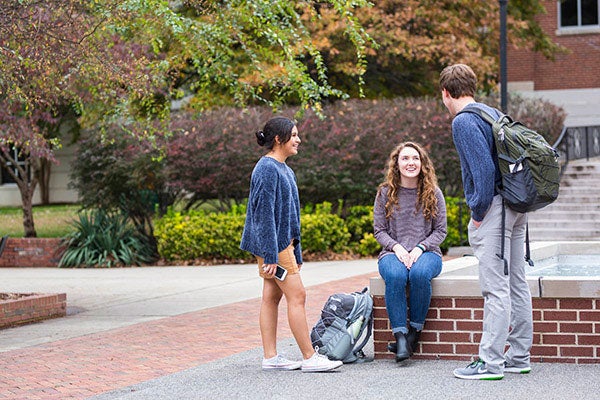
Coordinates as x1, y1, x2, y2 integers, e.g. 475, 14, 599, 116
527, 157, 600, 241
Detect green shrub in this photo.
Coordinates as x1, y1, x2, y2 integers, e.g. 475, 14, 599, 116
153, 197, 471, 262
441, 196, 470, 252
59, 210, 155, 268
345, 205, 374, 242
300, 202, 351, 254
155, 208, 249, 262
354, 232, 381, 257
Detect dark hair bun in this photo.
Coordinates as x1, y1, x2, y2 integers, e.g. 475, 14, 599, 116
255, 130, 266, 146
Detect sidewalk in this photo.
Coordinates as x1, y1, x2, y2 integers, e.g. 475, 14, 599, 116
1, 260, 599, 400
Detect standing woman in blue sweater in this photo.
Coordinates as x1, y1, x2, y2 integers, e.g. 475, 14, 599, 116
240, 117, 342, 373
374, 142, 447, 363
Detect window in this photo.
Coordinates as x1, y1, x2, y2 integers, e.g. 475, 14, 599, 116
1, 146, 28, 185
559, 0, 599, 28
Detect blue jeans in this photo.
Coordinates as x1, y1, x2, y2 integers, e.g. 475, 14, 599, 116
378, 252, 442, 334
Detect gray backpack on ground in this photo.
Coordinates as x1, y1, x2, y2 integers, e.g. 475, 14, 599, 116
310, 287, 373, 363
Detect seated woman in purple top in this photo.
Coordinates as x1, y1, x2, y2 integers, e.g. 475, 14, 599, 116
374, 142, 447, 362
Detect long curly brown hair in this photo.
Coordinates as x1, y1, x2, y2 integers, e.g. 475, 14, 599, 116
379, 142, 439, 220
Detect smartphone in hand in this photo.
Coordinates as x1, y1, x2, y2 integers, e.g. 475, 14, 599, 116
274, 265, 288, 281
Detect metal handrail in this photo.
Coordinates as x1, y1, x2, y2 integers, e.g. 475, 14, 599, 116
553, 126, 570, 177
552, 125, 600, 177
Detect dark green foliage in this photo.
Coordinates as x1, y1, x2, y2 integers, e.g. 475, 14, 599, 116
152, 197, 472, 261
440, 197, 471, 253
345, 205, 374, 243
69, 128, 178, 259
300, 202, 351, 254
59, 210, 155, 268
154, 207, 250, 262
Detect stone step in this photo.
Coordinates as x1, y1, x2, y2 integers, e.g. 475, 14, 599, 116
528, 219, 600, 232
505, 158, 600, 241
527, 228, 600, 240
536, 203, 600, 212
528, 211, 600, 221
557, 186, 600, 195
551, 194, 600, 203
561, 177, 599, 185
564, 162, 600, 171
560, 177, 600, 186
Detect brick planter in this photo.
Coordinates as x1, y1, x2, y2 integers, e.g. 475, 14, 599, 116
371, 242, 600, 365
0, 293, 67, 329
372, 294, 600, 364
0, 237, 63, 268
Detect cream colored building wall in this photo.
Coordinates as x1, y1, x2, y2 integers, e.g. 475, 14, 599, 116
0, 144, 79, 207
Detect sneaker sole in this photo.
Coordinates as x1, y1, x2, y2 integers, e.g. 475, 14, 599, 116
504, 367, 531, 374
262, 365, 302, 371
453, 371, 504, 380
301, 364, 342, 373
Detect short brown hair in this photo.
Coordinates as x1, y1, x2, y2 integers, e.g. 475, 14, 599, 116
439, 64, 477, 99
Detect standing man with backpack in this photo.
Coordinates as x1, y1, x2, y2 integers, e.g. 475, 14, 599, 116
440, 64, 533, 380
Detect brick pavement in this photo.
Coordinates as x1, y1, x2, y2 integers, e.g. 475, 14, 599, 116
0, 273, 376, 400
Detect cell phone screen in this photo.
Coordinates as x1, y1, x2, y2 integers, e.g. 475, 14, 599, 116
274, 265, 288, 281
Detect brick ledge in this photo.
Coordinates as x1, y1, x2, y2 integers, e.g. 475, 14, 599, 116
0, 293, 67, 329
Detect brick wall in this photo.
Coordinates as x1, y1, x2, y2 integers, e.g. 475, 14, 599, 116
0, 293, 67, 329
373, 295, 600, 364
507, 0, 600, 90
0, 238, 63, 268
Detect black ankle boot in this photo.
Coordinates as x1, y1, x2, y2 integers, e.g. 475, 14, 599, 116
394, 332, 410, 362
405, 326, 421, 354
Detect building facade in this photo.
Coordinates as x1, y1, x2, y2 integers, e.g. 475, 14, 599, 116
508, 0, 600, 91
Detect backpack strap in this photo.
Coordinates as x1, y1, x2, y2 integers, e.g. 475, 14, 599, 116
352, 287, 373, 359
456, 105, 498, 125
352, 314, 373, 358
525, 223, 534, 267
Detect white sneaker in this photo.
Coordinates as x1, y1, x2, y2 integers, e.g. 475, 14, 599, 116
301, 351, 343, 373
262, 354, 302, 371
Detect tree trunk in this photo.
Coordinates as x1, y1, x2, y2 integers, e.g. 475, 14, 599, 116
38, 158, 52, 205
0, 147, 39, 237
17, 157, 39, 238
20, 183, 37, 238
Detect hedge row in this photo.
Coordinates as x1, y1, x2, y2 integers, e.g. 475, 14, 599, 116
154, 198, 470, 263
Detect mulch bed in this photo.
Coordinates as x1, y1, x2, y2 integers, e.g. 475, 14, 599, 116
0, 292, 38, 301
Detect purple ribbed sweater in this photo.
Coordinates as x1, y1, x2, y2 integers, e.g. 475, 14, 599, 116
373, 186, 447, 260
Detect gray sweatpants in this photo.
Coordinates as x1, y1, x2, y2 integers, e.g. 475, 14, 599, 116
468, 195, 533, 373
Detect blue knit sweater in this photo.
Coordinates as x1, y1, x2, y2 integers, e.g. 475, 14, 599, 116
452, 103, 502, 221
240, 156, 302, 265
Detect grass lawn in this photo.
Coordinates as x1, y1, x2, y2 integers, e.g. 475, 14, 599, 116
0, 204, 80, 238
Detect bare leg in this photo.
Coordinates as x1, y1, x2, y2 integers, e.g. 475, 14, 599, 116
259, 278, 283, 359
276, 274, 315, 359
